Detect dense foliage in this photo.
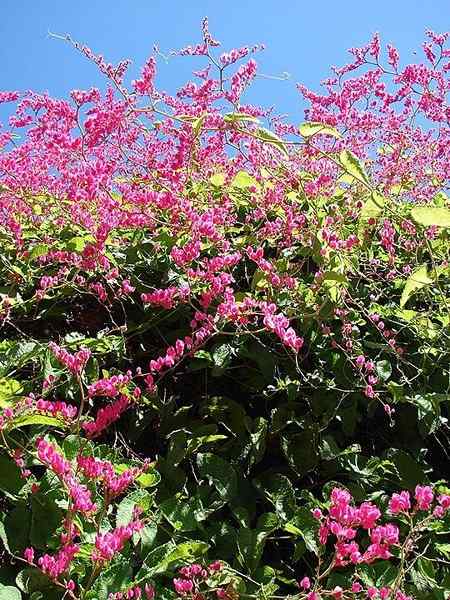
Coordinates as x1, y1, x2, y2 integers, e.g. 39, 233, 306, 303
0, 20, 450, 600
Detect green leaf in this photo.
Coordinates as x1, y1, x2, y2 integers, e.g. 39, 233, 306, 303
116, 490, 152, 527
160, 495, 202, 531
15, 569, 54, 596
30, 494, 63, 548
359, 191, 385, 227
247, 417, 267, 468
4, 504, 31, 553
0, 455, 25, 498
140, 541, 209, 577
66, 235, 94, 253
299, 122, 341, 138
411, 206, 450, 228
281, 428, 319, 476
400, 264, 433, 308
197, 453, 237, 501
89, 555, 133, 600
386, 449, 428, 489
8, 414, 66, 431
256, 128, 288, 156
0, 378, 23, 408
192, 114, 206, 137
284, 507, 319, 555
339, 150, 370, 186
0, 585, 22, 600
376, 360, 392, 382
236, 528, 268, 573
411, 393, 445, 436
212, 343, 235, 371
210, 173, 225, 187
254, 473, 296, 522
137, 469, 161, 488
138, 523, 158, 557
224, 113, 260, 124
232, 171, 257, 189
436, 543, 450, 560
29, 244, 49, 260
321, 271, 348, 284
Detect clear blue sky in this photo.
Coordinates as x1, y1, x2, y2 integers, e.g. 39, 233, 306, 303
1, 1, 450, 121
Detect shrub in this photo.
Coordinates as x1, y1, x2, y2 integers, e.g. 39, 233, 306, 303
0, 19, 449, 600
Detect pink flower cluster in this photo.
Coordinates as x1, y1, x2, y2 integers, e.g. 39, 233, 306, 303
147, 313, 215, 376
49, 342, 91, 375
87, 373, 132, 398
389, 485, 450, 517
173, 562, 222, 596
261, 302, 303, 352
35, 398, 78, 420
93, 518, 143, 562
315, 487, 400, 566
82, 394, 130, 438
170, 240, 201, 267
109, 584, 155, 600
306, 485, 450, 594
141, 285, 190, 309
77, 454, 147, 498
36, 438, 97, 512
24, 543, 79, 580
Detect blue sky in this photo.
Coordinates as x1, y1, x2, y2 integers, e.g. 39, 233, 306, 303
1, 1, 450, 121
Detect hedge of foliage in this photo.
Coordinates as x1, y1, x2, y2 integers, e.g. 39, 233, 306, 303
0, 20, 450, 600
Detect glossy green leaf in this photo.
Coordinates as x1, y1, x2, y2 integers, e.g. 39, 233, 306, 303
197, 453, 237, 501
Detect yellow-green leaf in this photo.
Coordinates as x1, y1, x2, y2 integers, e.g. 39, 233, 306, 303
410, 206, 450, 228
358, 192, 385, 238
256, 128, 288, 156
299, 122, 341, 138
210, 173, 225, 187
8, 414, 67, 430
0, 378, 23, 408
192, 114, 206, 137
232, 171, 257, 189
224, 112, 260, 124
400, 265, 433, 308
339, 150, 370, 186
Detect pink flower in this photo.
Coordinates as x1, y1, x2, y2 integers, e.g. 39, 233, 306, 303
356, 355, 366, 368
312, 508, 323, 520
352, 582, 363, 592
389, 491, 411, 514
24, 547, 34, 563
415, 485, 434, 510
48, 342, 91, 375
92, 520, 142, 562
82, 394, 130, 438
438, 494, 450, 509
364, 385, 375, 398
299, 577, 311, 590
358, 502, 381, 529
37, 543, 79, 579
173, 579, 193, 595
